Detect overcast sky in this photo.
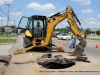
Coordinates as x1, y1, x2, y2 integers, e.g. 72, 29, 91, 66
0, 0, 100, 28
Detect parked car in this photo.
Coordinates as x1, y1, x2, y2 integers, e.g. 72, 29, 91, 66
57, 33, 71, 40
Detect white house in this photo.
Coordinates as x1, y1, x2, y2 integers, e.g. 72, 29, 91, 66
5, 27, 12, 33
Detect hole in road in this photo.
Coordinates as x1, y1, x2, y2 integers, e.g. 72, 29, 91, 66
37, 54, 76, 69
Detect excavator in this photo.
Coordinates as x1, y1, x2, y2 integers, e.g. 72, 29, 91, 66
14, 6, 87, 56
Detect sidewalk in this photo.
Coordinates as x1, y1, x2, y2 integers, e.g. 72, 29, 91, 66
0, 44, 12, 55
0, 37, 17, 39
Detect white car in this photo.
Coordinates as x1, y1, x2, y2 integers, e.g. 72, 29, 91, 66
57, 33, 71, 40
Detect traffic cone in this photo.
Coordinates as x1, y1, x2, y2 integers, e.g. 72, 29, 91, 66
66, 39, 70, 43
60, 42, 64, 50
56, 41, 59, 48
95, 42, 99, 48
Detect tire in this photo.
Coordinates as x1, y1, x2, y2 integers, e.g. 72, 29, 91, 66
23, 37, 32, 48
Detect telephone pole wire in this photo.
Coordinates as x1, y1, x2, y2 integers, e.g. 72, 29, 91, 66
5, 4, 11, 37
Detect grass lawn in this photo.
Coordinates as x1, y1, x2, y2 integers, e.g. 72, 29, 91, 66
0, 39, 16, 43
87, 38, 100, 41
0, 33, 18, 37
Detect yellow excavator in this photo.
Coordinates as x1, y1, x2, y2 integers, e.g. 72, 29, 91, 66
14, 6, 87, 56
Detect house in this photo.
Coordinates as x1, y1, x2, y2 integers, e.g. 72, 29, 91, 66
89, 28, 100, 35
5, 27, 12, 33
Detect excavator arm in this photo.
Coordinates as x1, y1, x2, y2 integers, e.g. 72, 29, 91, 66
45, 6, 87, 56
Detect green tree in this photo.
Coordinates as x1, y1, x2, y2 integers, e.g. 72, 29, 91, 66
85, 28, 91, 34
54, 27, 71, 34
10, 25, 17, 33
0, 27, 5, 33
96, 30, 100, 35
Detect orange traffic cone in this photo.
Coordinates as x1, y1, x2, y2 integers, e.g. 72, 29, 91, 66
66, 39, 70, 43
60, 42, 64, 50
95, 42, 99, 48
56, 41, 59, 48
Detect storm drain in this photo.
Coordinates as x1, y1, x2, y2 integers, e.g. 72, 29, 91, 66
37, 54, 75, 69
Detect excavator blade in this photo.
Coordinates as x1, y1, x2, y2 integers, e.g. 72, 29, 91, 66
70, 41, 87, 56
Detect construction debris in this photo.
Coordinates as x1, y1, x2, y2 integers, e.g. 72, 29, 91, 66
0, 55, 12, 66
0, 55, 12, 75
76, 56, 90, 63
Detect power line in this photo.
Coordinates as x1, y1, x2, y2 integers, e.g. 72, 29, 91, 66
0, 13, 6, 18
0, 7, 7, 17
0, 6, 6, 14
0, 6, 7, 14
0, 8, 7, 16
0, 9, 7, 17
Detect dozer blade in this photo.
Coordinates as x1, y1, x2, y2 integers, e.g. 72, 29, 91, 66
70, 41, 87, 56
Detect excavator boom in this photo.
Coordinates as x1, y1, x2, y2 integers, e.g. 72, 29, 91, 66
45, 6, 87, 56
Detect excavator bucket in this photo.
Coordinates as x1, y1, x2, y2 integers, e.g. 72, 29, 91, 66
71, 41, 87, 56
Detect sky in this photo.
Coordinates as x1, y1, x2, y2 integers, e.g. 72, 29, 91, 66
0, 0, 100, 28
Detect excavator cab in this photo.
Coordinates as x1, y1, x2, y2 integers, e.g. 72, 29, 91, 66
18, 15, 47, 38
17, 15, 48, 48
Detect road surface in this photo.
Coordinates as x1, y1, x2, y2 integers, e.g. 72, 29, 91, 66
1, 35, 100, 75
53, 38, 100, 59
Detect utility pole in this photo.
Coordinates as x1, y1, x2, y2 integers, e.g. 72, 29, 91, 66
1, 20, 2, 34
5, 4, 11, 37
13, 20, 16, 33
1, 20, 2, 27
13, 20, 16, 26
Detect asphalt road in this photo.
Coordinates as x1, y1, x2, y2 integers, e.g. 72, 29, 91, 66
9, 35, 100, 59
52, 38, 100, 59
3, 35, 100, 75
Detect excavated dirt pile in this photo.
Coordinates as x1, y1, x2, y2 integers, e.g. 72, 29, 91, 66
37, 54, 75, 69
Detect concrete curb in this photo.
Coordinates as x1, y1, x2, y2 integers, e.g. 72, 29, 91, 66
0, 42, 16, 45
